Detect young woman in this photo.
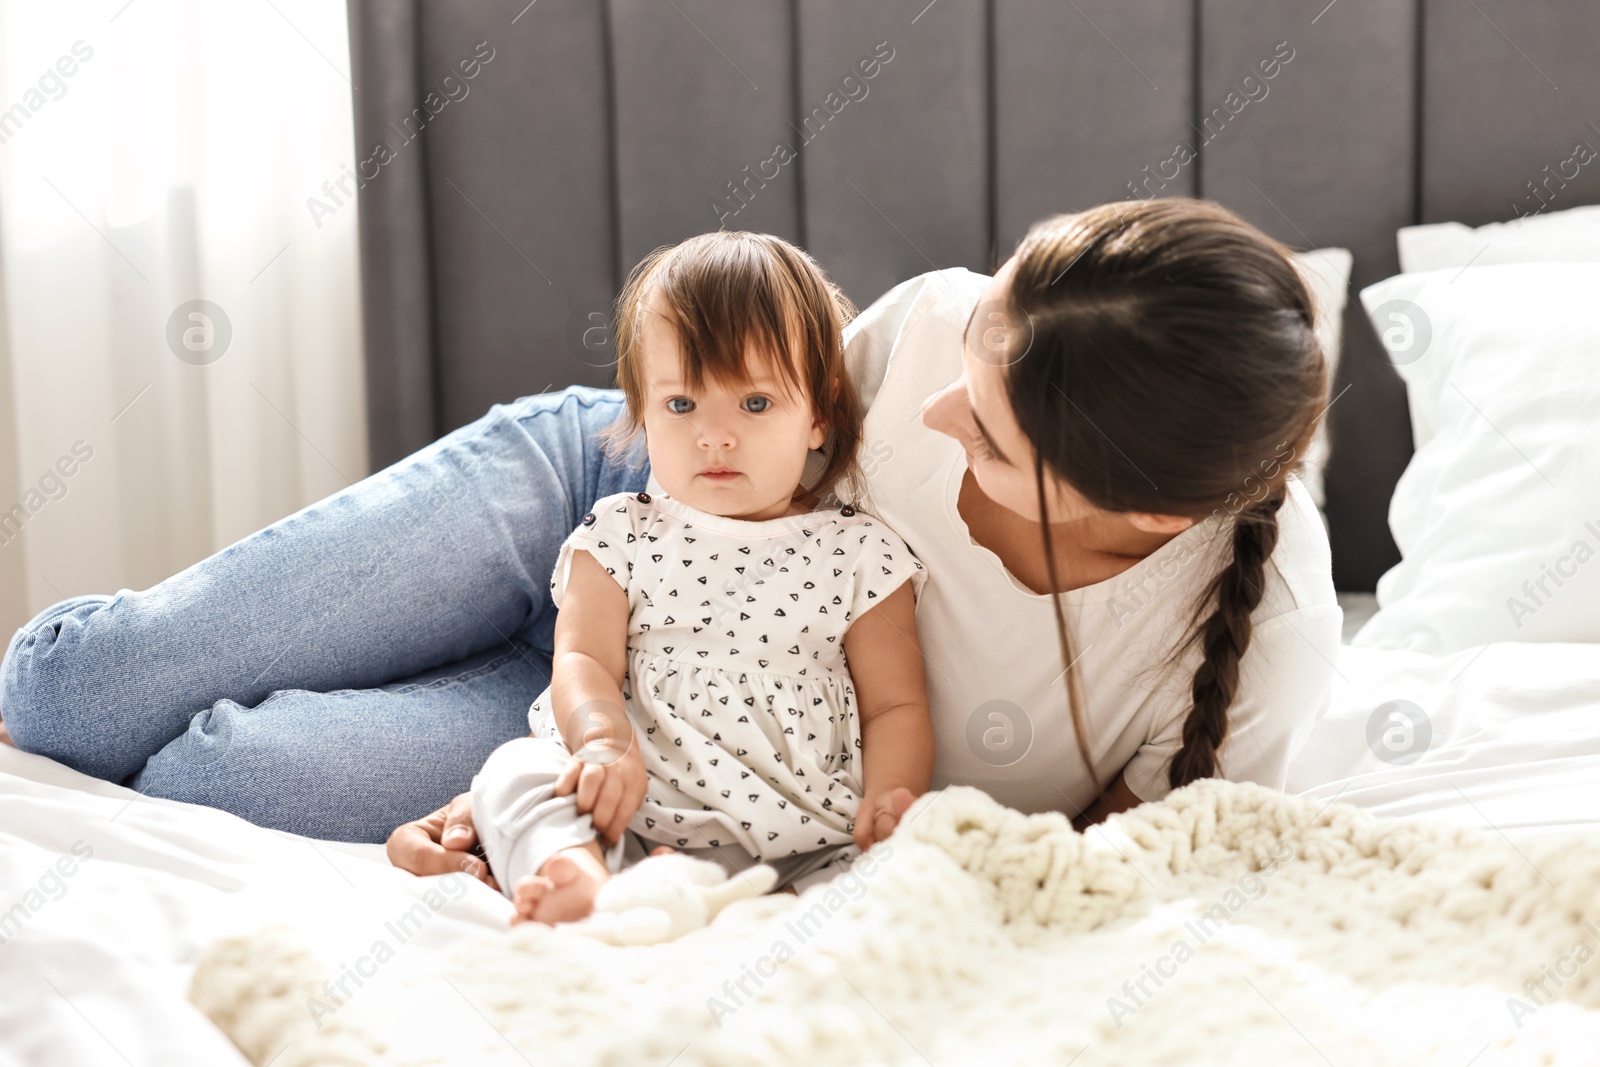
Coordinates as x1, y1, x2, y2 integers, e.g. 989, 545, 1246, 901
1, 199, 1340, 875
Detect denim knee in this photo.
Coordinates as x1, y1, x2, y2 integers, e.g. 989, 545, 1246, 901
506, 385, 649, 506
1, 594, 118, 746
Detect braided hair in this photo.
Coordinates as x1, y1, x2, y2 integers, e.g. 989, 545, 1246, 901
998, 198, 1327, 794
1166, 488, 1287, 788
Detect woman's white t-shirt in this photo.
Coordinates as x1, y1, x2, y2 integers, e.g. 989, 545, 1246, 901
650, 267, 1342, 816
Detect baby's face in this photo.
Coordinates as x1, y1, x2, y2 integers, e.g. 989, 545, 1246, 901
636, 291, 826, 522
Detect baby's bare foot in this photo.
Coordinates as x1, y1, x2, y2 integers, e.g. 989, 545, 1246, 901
512, 842, 610, 926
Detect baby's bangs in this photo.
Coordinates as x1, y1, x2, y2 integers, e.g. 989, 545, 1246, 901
654, 239, 813, 402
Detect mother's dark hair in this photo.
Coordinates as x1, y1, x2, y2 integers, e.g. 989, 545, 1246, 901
1000, 197, 1328, 794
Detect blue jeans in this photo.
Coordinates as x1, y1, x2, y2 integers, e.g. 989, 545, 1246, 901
0, 387, 649, 843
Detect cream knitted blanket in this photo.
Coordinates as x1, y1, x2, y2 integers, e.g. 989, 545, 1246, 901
190, 780, 1600, 1065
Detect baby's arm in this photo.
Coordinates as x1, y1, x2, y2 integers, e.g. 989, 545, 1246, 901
548, 547, 648, 845
841, 580, 934, 850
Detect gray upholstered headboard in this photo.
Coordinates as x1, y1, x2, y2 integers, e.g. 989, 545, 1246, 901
346, 0, 1600, 591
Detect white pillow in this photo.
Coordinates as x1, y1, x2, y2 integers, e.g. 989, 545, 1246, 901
1288, 248, 1353, 509
1397, 203, 1600, 274
1351, 261, 1600, 654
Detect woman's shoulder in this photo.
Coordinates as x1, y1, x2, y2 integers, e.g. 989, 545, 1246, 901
1123, 477, 1339, 801
1259, 474, 1337, 619
1124, 474, 1333, 627
843, 268, 990, 415
846, 267, 987, 333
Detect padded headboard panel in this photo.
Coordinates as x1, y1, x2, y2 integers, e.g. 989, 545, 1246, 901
348, 0, 1600, 591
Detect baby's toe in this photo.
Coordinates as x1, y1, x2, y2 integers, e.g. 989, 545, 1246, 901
514, 874, 551, 906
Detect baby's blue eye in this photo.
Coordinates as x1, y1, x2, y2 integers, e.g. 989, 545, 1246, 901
667, 397, 694, 414
743, 395, 771, 413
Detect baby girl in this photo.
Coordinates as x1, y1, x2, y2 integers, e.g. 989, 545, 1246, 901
468, 231, 933, 925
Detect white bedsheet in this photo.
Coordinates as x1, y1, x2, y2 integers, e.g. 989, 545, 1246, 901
1287, 641, 1600, 839
0, 750, 515, 1067
3, 639, 1599, 1064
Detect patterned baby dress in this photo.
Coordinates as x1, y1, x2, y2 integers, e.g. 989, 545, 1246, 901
528, 490, 928, 861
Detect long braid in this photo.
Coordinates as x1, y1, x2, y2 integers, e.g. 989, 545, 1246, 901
1167, 487, 1286, 790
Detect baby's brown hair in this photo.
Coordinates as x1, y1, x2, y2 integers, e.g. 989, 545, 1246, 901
596, 231, 867, 507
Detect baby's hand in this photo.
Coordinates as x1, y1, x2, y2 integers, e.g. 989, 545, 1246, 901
554, 740, 649, 846
853, 787, 918, 852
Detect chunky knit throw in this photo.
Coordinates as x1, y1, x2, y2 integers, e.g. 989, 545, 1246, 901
189, 780, 1600, 1065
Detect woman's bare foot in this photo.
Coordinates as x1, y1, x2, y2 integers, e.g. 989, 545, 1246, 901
512, 841, 612, 926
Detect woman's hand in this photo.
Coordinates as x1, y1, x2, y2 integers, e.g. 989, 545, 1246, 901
385, 792, 499, 890
554, 741, 649, 846
853, 786, 917, 852
1070, 770, 1143, 833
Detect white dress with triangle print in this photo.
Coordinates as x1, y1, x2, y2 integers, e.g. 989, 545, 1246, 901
529, 490, 928, 861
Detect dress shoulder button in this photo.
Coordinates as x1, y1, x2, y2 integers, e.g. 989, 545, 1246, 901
839, 504, 856, 517
636, 491, 652, 504
581, 512, 596, 526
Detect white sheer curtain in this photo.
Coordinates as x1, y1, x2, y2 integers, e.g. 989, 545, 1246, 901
0, 0, 367, 633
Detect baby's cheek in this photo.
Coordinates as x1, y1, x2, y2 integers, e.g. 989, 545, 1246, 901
644, 432, 697, 493
769, 421, 819, 478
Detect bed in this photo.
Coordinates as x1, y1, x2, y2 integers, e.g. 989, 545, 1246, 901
10, 0, 1600, 1062
9, 313, 1600, 1053
7, 630, 1600, 1064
